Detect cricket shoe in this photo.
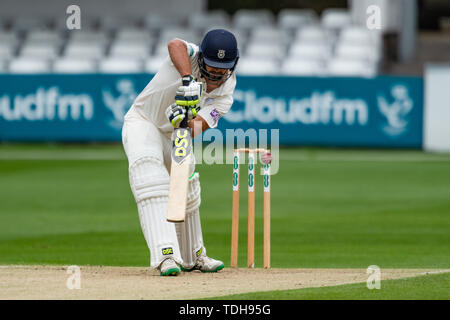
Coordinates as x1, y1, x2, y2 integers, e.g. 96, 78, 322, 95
159, 258, 181, 276
181, 254, 225, 273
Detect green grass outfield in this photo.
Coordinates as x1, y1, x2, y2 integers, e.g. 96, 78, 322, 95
211, 272, 450, 300
0, 144, 449, 298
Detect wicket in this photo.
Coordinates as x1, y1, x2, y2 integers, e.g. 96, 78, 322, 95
231, 148, 271, 269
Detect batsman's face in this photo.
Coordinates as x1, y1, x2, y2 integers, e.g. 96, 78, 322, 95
204, 65, 230, 84
205, 65, 228, 75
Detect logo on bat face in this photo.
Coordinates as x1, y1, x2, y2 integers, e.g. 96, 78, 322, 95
217, 49, 226, 59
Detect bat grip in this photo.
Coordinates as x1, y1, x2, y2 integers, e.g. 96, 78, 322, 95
180, 107, 189, 128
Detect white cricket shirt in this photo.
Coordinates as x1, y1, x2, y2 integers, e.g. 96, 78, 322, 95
125, 40, 236, 138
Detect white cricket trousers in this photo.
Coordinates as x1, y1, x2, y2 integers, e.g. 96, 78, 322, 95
122, 110, 205, 269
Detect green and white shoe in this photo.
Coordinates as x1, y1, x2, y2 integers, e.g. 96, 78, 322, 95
159, 258, 180, 276
181, 254, 225, 273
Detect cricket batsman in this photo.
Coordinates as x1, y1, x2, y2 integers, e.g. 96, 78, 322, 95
122, 29, 239, 276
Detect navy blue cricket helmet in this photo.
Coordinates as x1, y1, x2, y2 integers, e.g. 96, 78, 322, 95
198, 29, 239, 82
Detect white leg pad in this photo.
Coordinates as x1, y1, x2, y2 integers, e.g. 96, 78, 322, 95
129, 157, 183, 268
175, 172, 205, 269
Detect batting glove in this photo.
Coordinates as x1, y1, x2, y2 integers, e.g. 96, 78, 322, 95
175, 75, 203, 107
165, 103, 187, 128
187, 105, 201, 121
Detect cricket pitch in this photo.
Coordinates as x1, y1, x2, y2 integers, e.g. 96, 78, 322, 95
1, 266, 448, 299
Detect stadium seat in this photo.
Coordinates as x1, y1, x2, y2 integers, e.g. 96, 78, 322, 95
237, 57, 279, 75
145, 55, 170, 73
109, 41, 151, 59
64, 42, 105, 59
69, 30, 109, 44
340, 26, 382, 46
9, 58, 51, 74
115, 28, 153, 42
53, 58, 97, 73
153, 42, 169, 57
0, 60, 8, 73
280, 58, 326, 76
20, 43, 59, 59
249, 26, 291, 44
232, 9, 274, 30
145, 14, 181, 31
278, 8, 319, 30
26, 30, 61, 45
11, 17, 52, 32
0, 44, 14, 59
188, 10, 230, 31
98, 58, 143, 73
335, 43, 381, 63
288, 42, 332, 60
327, 58, 376, 77
0, 31, 18, 46
245, 42, 285, 60
159, 28, 200, 44
100, 16, 141, 31
294, 26, 329, 44
321, 9, 352, 30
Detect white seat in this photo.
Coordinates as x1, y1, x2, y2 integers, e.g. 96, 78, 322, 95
249, 26, 290, 44
159, 28, 200, 44
0, 44, 14, 59
281, 58, 326, 76
26, 30, 61, 45
115, 28, 152, 42
69, 30, 109, 44
99, 58, 143, 73
153, 41, 169, 57
233, 9, 274, 30
294, 26, 329, 43
20, 43, 59, 58
278, 9, 318, 30
327, 58, 376, 77
245, 42, 285, 59
100, 16, 139, 31
11, 17, 52, 32
289, 42, 331, 60
145, 14, 181, 31
321, 9, 352, 30
145, 55, 170, 73
340, 26, 382, 46
188, 10, 230, 31
0, 60, 8, 73
53, 58, 97, 73
0, 32, 18, 46
109, 41, 150, 59
64, 42, 105, 59
335, 43, 381, 63
237, 58, 279, 75
9, 58, 51, 73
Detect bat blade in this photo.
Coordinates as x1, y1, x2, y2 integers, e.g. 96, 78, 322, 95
166, 126, 193, 223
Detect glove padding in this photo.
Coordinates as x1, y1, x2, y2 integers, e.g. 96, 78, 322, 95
166, 103, 199, 128
166, 103, 186, 128
175, 75, 203, 107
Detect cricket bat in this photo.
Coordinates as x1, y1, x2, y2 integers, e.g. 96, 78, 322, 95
166, 112, 192, 222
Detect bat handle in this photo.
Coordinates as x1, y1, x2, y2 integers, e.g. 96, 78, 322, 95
180, 107, 189, 128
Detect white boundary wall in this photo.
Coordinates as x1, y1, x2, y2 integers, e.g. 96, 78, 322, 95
424, 64, 450, 152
